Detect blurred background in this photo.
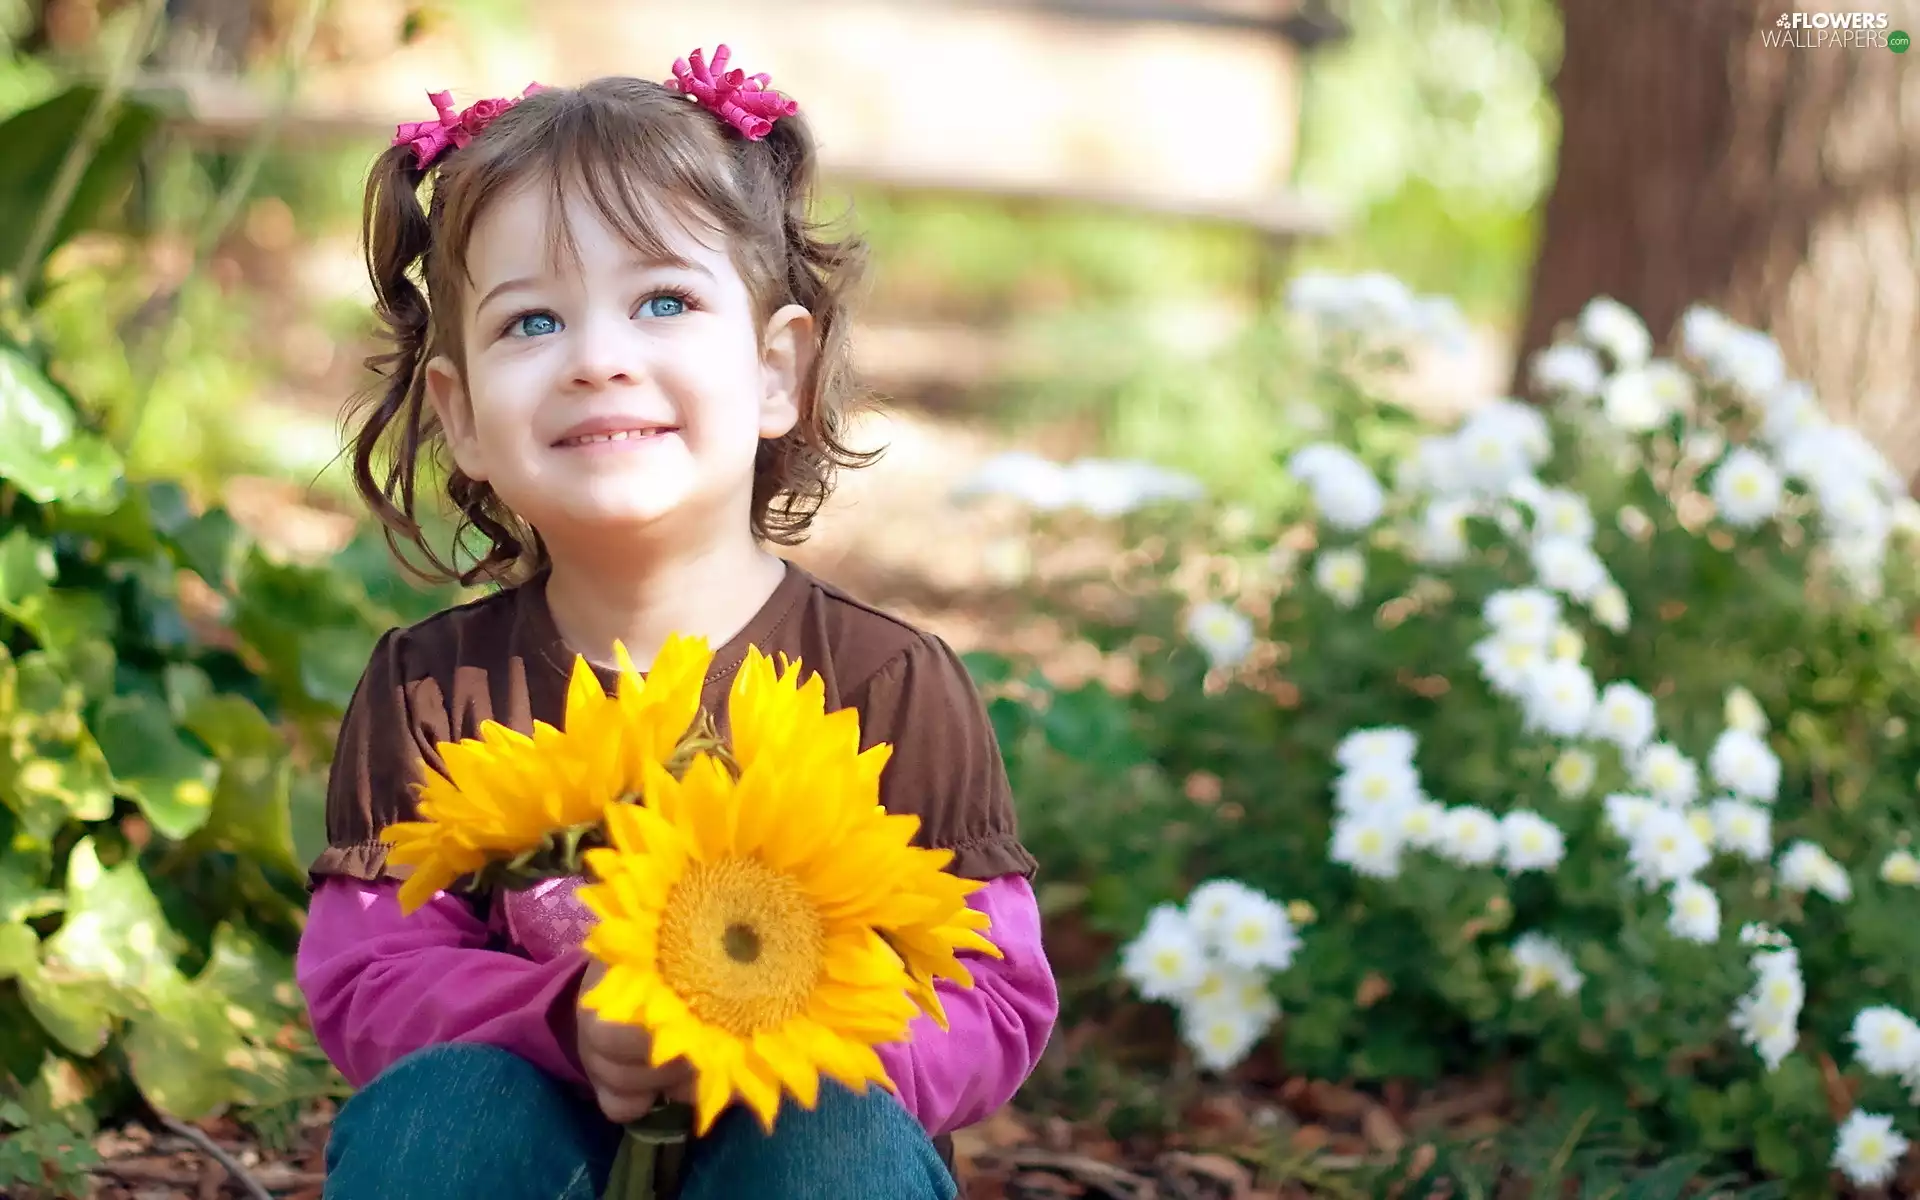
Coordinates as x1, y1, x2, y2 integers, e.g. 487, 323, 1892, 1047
6, 0, 1920, 1196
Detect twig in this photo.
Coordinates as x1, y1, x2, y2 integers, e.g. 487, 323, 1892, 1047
156, 1114, 274, 1200
114, 0, 331, 453
8, 0, 170, 294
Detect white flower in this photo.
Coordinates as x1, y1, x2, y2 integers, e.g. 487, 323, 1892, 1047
1186, 602, 1254, 670
1740, 922, 1789, 949
1760, 381, 1822, 445
1501, 810, 1566, 873
1183, 963, 1279, 1027
1314, 548, 1366, 609
1833, 1110, 1909, 1189
1334, 759, 1423, 817
952, 451, 1074, 509
1065, 458, 1207, 517
1532, 488, 1595, 544
1214, 890, 1301, 973
1335, 727, 1418, 771
1180, 996, 1271, 1072
1709, 799, 1773, 862
1686, 806, 1717, 847
1330, 812, 1405, 879
1590, 683, 1657, 753
1723, 686, 1767, 735
1850, 1007, 1920, 1081
1438, 806, 1502, 867
1415, 499, 1473, 564
1400, 435, 1465, 497
1599, 367, 1668, 432
1634, 742, 1700, 808
1779, 840, 1851, 902
1604, 793, 1657, 839
1733, 946, 1803, 1071
1530, 342, 1604, 398
1120, 905, 1208, 1002
1710, 448, 1783, 528
1473, 634, 1546, 699
1628, 807, 1711, 888
1590, 583, 1630, 633
1521, 660, 1598, 739
1881, 849, 1920, 886
1531, 537, 1608, 602
1393, 799, 1448, 851
1510, 932, 1583, 998
1678, 305, 1738, 370
1184, 879, 1264, 949
1549, 624, 1585, 663
1453, 403, 1548, 494
1485, 588, 1561, 644
1550, 749, 1597, 799
1667, 879, 1721, 943
1578, 297, 1651, 367
1711, 326, 1789, 401
1708, 729, 1781, 803
1287, 444, 1385, 531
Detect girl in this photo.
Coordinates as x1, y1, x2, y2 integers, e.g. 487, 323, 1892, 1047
294, 52, 1057, 1200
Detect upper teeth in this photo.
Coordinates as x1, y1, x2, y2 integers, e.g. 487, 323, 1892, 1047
567, 430, 656, 445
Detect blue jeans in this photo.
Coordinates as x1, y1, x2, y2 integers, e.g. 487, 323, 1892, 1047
322, 1043, 957, 1200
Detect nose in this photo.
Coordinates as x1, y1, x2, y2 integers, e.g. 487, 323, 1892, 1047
566, 310, 642, 389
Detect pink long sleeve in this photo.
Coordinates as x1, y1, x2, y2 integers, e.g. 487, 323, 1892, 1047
296, 874, 1057, 1135
874, 874, 1058, 1136
296, 879, 592, 1089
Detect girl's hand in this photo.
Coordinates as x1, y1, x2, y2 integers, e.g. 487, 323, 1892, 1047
576, 959, 695, 1122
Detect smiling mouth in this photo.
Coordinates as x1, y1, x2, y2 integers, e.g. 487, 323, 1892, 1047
554, 428, 676, 448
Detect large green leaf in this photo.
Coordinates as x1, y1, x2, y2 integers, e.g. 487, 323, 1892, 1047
0, 921, 35, 980
122, 968, 245, 1119
93, 694, 218, 840
41, 838, 183, 993
0, 84, 162, 279
0, 527, 54, 622
17, 964, 117, 1057
0, 346, 123, 511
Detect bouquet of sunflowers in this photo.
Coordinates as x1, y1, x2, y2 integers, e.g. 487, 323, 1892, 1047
377, 635, 999, 1200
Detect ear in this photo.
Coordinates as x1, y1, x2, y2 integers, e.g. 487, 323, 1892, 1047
757, 303, 814, 439
424, 354, 489, 482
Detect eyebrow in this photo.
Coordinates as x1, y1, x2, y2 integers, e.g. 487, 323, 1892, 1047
474, 256, 715, 315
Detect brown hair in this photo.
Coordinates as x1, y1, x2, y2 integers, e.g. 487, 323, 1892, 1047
346, 76, 875, 586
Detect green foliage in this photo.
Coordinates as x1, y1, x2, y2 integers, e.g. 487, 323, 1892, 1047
0, 85, 161, 289
0, 71, 460, 1183
990, 297, 1920, 1192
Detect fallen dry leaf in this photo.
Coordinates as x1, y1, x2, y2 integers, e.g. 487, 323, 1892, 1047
1363, 1106, 1407, 1155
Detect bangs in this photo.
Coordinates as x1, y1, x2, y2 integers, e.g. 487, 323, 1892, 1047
432, 78, 780, 319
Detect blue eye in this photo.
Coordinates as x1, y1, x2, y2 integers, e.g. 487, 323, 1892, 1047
512, 312, 561, 338
639, 294, 687, 318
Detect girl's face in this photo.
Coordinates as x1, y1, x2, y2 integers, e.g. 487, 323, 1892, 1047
425, 179, 811, 554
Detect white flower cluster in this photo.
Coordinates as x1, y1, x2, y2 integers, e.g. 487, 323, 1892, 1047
1730, 926, 1804, 1071
1285, 271, 1471, 354
1118, 880, 1300, 1072
1185, 601, 1255, 671
1837, 1006, 1920, 1184
952, 451, 1204, 517
1534, 299, 1920, 594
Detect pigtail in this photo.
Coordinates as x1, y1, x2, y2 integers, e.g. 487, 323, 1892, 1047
745, 114, 879, 544
343, 144, 533, 586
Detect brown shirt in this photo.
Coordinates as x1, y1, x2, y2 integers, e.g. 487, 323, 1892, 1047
314, 561, 1036, 888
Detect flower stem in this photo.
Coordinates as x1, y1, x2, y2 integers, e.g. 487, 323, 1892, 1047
602, 1103, 693, 1200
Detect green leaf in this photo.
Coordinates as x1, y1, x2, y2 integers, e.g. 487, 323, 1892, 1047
180, 692, 279, 760
42, 838, 183, 993
0, 528, 54, 619
202, 754, 298, 876
0, 825, 60, 924
297, 626, 379, 712
0, 346, 123, 511
92, 694, 218, 840
0, 84, 163, 279
122, 968, 246, 1120
165, 508, 246, 591
17, 964, 117, 1057
0, 922, 35, 980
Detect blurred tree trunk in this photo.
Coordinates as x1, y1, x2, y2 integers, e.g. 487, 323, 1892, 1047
1515, 0, 1920, 476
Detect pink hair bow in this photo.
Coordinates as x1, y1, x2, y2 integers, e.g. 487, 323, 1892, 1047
665, 45, 797, 141
392, 83, 545, 169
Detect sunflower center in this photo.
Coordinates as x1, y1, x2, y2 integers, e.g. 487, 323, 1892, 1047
724, 923, 762, 964
657, 856, 823, 1036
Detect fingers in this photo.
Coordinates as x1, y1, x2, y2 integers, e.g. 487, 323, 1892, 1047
595, 1085, 657, 1125
579, 1014, 655, 1066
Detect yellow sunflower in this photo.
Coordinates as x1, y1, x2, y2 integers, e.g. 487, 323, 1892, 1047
578, 753, 928, 1134
380, 634, 712, 913
721, 645, 1004, 1028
